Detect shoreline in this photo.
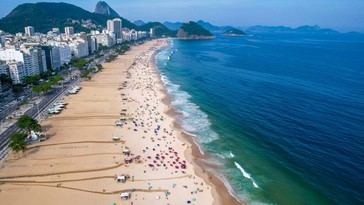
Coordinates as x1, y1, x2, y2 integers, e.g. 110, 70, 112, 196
152, 38, 242, 205
0, 39, 242, 205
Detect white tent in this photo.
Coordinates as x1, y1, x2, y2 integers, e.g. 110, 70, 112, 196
116, 175, 126, 182
120, 192, 130, 200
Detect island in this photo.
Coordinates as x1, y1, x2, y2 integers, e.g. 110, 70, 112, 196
223, 27, 246, 36
176, 21, 214, 39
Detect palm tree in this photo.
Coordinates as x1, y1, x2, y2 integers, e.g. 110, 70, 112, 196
9, 132, 27, 152
16, 115, 41, 134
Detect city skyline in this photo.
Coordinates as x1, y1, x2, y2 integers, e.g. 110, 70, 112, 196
0, 0, 363, 32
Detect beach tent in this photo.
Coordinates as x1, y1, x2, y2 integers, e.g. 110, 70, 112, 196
123, 149, 131, 155
112, 136, 120, 141
120, 192, 130, 200
116, 175, 127, 182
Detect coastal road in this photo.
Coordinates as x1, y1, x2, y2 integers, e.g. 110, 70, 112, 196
0, 79, 79, 160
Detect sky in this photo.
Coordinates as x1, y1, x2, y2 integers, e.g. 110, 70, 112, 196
1, 0, 363, 32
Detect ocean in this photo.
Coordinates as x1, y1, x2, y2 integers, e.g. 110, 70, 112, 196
155, 33, 364, 205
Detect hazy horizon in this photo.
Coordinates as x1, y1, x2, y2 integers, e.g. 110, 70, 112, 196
1, 0, 363, 32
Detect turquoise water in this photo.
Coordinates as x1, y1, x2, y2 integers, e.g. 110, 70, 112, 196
155, 34, 364, 205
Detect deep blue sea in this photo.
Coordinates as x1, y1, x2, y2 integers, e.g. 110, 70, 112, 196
155, 33, 364, 205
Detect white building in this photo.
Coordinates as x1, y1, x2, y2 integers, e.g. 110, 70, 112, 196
0, 60, 8, 75
94, 33, 114, 48
52, 28, 60, 35
107, 18, 122, 40
22, 47, 41, 76
47, 42, 71, 65
51, 46, 61, 70
8, 61, 25, 84
150, 28, 155, 38
0, 48, 24, 63
69, 39, 88, 58
25, 26, 35, 36
130, 30, 138, 41
0, 47, 42, 76
65, 27, 74, 36
58, 44, 72, 65
122, 31, 131, 42
87, 35, 97, 54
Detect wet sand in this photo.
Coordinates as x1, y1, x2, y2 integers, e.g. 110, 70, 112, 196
0, 39, 241, 205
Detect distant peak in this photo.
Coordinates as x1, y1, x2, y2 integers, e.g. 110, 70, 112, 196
94, 1, 119, 17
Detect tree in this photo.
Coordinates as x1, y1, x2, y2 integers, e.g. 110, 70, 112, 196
71, 58, 87, 69
9, 132, 27, 152
40, 71, 52, 79
32, 84, 43, 95
16, 115, 41, 134
0, 74, 12, 86
24, 75, 41, 85
12, 84, 24, 93
49, 74, 63, 84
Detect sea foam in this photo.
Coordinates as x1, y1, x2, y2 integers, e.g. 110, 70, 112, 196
234, 162, 259, 188
157, 46, 219, 143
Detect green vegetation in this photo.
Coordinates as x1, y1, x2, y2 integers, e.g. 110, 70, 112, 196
12, 84, 24, 93
80, 69, 93, 80
40, 71, 52, 79
96, 64, 103, 70
94, 1, 120, 17
115, 44, 130, 55
106, 54, 118, 62
9, 132, 27, 152
139, 22, 174, 37
24, 75, 41, 85
70, 58, 88, 69
0, 74, 12, 86
223, 27, 246, 36
16, 115, 41, 134
32, 74, 63, 94
177, 21, 213, 38
0, 2, 137, 34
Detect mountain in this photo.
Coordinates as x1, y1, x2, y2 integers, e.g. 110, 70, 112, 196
223, 27, 246, 36
139, 22, 174, 37
163, 21, 183, 31
196, 20, 222, 32
165, 20, 238, 33
133, 20, 146, 26
176, 21, 213, 39
0, 2, 137, 34
94, 1, 119, 18
246, 25, 339, 35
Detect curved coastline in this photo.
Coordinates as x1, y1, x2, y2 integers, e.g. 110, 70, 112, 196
152, 38, 243, 205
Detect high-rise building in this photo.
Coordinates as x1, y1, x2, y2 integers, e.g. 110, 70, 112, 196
58, 44, 72, 65
41, 46, 53, 71
150, 28, 155, 38
51, 47, 61, 70
8, 61, 25, 84
22, 47, 41, 76
69, 40, 88, 58
107, 18, 122, 40
0, 48, 40, 76
65, 27, 74, 36
107, 20, 113, 33
87, 35, 97, 54
52, 28, 60, 35
36, 49, 47, 73
25, 26, 35, 36
0, 60, 9, 75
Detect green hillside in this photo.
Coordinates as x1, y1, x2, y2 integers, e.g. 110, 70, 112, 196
177, 21, 213, 38
139, 22, 175, 37
0, 2, 137, 33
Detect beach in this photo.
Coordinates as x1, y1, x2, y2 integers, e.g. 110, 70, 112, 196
0, 39, 240, 205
